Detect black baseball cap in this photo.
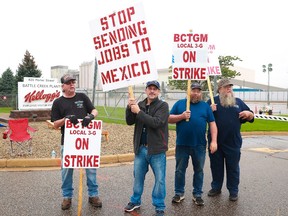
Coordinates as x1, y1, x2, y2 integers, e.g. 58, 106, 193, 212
191, 82, 202, 90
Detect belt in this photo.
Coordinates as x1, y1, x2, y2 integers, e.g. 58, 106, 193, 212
141, 143, 148, 147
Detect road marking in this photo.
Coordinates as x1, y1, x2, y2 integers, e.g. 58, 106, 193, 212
247, 147, 288, 153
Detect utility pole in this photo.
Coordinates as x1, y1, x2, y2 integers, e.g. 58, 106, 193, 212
92, 57, 98, 105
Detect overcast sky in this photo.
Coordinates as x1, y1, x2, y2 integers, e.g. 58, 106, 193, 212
0, 0, 287, 88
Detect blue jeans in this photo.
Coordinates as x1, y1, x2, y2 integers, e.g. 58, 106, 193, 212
208, 146, 241, 195
60, 146, 99, 198
174, 145, 206, 197
130, 146, 166, 211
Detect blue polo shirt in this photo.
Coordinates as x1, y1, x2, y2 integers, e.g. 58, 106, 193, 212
170, 99, 215, 147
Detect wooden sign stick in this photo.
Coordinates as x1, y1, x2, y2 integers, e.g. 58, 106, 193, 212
186, 80, 191, 121
128, 86, 134, 99
77, 168, 84, 216
206, 76, 215, 104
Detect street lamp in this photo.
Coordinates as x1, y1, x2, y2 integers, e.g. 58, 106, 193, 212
262, 63, 273, 105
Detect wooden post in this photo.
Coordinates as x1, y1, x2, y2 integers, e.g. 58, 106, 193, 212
128, 86, 134, 99
77, 168, 84, 216
186, 80, 191, 121
206, 76, 215, 104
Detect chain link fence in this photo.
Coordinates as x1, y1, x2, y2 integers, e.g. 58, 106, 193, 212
1, 89, 287, 117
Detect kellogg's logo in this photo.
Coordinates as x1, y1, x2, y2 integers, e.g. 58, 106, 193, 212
24, 90, 61, 103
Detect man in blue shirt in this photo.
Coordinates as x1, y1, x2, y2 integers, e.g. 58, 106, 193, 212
169, 82, 217, 206
207, 78, 254, 201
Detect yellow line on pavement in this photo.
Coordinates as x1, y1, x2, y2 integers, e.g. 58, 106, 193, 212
247, 148, 288, 153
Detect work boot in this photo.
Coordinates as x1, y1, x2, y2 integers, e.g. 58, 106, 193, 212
61, 198, 72, 210
208, 189, 221, 197
89, 196, 102, 207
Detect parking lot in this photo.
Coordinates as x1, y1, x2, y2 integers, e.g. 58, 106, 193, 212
0, 135, 288, 216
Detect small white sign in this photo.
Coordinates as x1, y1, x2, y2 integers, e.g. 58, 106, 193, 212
63, 119, 102, 168
23, 77, 59, 83
172, 33, 209, 80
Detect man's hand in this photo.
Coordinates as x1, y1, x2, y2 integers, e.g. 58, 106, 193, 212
239, 110, 254, 121
131, 104, 141, 114
210, 104, 217, 112
65, 115, 79, 125
209, 141, 217, 154
82, 114, 94, 127
182, 110, 191, 120
128, 98, 136, 108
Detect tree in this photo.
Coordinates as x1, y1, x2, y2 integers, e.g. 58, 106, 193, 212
0, 68, 15, 94
168, 55, 242, 91
15, 50, 42, 84
10, 50, 42, 109
217, 55, 242, 78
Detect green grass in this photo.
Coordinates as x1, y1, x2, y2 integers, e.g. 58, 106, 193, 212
97, 106, 126, 124
96, 106, 177, 129
96, 106, 288, 132
0, 107, 12, 113
1, 106, 287, 132
241, 119, 288, 131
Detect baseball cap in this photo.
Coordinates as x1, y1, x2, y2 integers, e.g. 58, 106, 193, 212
61, 74, 76, 84
191, 82, 202, 90
146, 80, 160, 89
218, 78, 233, 89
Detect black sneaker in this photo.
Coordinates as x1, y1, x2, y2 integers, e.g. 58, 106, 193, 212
155, 210, 165, 216
229, 194, 238, 201
124, 202, 140, 212
208, 189, 221, 197
172, 194, 185, 203
192, 196, 204, 206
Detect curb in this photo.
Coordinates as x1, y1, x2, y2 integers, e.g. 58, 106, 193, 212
0, 148, 176, 169
1, 132, 287, 169
241, 131, 288, 136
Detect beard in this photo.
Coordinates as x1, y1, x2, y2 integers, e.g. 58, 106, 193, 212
191, 95, 202, 104
219, 92, 236, 107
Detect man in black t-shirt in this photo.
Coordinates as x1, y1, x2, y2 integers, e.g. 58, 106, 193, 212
51, 74, 102, 210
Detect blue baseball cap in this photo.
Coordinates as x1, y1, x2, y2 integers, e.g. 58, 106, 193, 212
146, 81, 160, 89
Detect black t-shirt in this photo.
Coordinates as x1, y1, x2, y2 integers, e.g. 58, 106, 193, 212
51, 93, 95, 145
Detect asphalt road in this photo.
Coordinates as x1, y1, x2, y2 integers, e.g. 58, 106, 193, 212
1, 135, 288, 216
